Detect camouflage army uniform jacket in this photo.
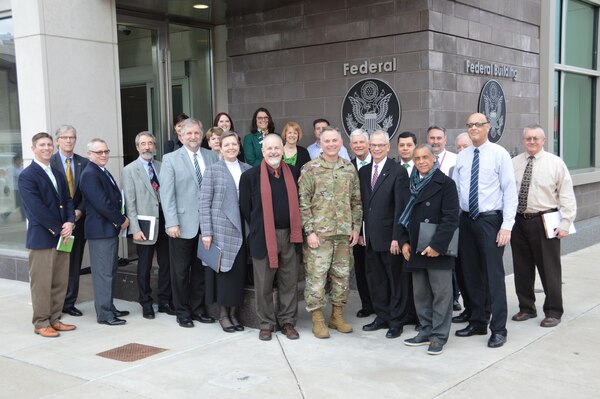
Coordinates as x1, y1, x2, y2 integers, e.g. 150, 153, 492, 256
298, 155, 362, 238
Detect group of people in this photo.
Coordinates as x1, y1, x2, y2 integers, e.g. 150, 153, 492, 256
19, 110, 576, 357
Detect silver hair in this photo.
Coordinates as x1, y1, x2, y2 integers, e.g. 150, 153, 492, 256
134, 131, 156, 146
350, 128, 369, 142
179, 118, 203, 137
370, 129, 390, 143
55, 125, 77, 139
263, 133, 283, 146
455, 132, 471, 144
86, 138, 107, 151
414, 143, 435, 156
523, 124, 546, 138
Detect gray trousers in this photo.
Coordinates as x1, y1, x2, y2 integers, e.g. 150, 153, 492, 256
252, 229, 299, 330
88, 236, 119, 322
412, 268, 453, 344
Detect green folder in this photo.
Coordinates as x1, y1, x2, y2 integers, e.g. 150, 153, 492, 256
56, 236, 75, 253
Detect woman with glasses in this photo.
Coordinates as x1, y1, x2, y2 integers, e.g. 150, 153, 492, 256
243, 107, 276, 166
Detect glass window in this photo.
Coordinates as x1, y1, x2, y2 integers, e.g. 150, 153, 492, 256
564, 0, 596, 69
553, 71, 560, 154
562, 73, 594, 169
555, 0, 562, 64
0, 17, 26, 251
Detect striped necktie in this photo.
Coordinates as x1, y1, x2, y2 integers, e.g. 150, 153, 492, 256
468, 148, 480, 220
193, 153, 203, 186
371, 164, 379, 190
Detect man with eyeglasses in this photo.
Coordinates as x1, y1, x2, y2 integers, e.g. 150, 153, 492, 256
511, 124, 576, 328
452, 113, 517, 348
80, 139, 130, 326
358, 130, 414, 339
50, 125, 88, 317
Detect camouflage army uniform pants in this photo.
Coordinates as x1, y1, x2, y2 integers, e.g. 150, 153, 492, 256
304, 235, 353, 312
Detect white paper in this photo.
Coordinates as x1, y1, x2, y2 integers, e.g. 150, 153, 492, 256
541, 211, 576, 239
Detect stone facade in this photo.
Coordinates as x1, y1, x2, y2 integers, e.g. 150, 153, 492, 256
226, 0, 541, 156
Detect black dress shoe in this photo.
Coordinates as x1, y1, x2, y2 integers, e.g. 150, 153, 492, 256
98, 317, 126, 326
362, 320, 389, 332
142, 306, 155, 319
356, 308, 374, 318
113, 310, 130, 318
192, 313, 215, 324
487, 333, 507, 348
385, 326, 403, 338
453, 300, 462, 311
158, 303, 176, 316
455, 324, 488, 337
63, 307, 83, 317
177, 317, 194, 328
452, 312, 470, 323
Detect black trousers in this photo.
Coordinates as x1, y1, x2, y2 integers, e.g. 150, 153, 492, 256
365, 244, 416, 328
168, 231, 207, 319
353, 244, 372, 311
137, 209, 171, 307
63, 217, 86, 309
459, 212, 507, 335
511, 215, 563, 319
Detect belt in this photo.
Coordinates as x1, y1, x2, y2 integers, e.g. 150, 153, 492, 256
517, 208, 558, 220
461, 210, 502, 219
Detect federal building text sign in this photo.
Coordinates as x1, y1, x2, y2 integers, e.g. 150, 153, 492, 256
465, 59, 518, 81
341, 78, 401, 139
343, 58, 397, 76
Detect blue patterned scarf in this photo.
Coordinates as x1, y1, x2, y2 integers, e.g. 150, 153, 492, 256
398, 165, 438, 228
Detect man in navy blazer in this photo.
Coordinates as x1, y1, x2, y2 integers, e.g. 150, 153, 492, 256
79, 138, 130, 326
50, 125, 88, 317
358, 130, 415, 339
19, 132, 76, 337
161, 118, 218, 328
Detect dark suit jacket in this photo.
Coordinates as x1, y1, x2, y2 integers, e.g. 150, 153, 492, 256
239, 163, 301, 259
18, 162, 75, 249
79, 162, 126, 239
398, 169, 459, 270
50, 152, 88, 213
359, 157, 409, 252
294, 146, 311, 170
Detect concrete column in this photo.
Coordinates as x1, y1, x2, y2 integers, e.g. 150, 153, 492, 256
213, 24, 228, 115
12, 0, 123, 177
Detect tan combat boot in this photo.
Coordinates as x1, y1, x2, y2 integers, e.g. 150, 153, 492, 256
328, 305, 353, 333
311, 310, 330, 339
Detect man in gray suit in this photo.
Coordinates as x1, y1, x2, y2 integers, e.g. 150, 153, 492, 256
123, 132, 172, 320
161, 118, 219, 328
50, 125, 88, 317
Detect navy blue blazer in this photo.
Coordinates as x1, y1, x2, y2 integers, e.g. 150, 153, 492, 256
79, 162, 126, 239
50, 152, 88, 213
18, 162, 75, 249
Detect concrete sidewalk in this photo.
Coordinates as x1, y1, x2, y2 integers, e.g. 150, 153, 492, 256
1, 244, 599, 399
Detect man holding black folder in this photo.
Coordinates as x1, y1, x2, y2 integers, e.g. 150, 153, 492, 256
511, 125, 576, 328
398, 145, 459, 355
123, 132, 172, 319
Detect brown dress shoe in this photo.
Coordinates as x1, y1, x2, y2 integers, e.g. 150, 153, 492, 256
511, 311, 537, 322
540, 317, 561, 327
35, 326, 59, 338
281, 323, 300, 340
259, 329, 272, 341
51, 321, 76, 331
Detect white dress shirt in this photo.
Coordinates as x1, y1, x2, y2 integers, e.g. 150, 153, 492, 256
453, 141, 517, 231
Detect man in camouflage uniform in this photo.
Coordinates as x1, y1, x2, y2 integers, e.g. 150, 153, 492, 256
299, 126, 363, 339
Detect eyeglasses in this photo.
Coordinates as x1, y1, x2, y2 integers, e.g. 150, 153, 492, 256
524, 137, 543, 142
59, 136, 76, 141
256, 116, 270, 121
370, 143, 388, 149
90, 150, 110, 155
466, 122, 488, 129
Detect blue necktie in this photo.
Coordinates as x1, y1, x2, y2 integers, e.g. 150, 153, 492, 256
468, 148, 479, 220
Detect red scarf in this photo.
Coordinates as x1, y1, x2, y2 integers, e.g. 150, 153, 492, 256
260, 160, 303, 268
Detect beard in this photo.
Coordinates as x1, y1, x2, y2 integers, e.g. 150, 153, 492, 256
140, 151, 154, 160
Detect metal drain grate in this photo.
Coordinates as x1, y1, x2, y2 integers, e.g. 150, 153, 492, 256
97, 343, 167, 362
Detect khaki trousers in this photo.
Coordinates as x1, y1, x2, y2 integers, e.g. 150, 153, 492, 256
28, 248, 69, 329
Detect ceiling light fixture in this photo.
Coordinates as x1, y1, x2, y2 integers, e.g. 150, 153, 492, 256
193, 4, 209, 9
